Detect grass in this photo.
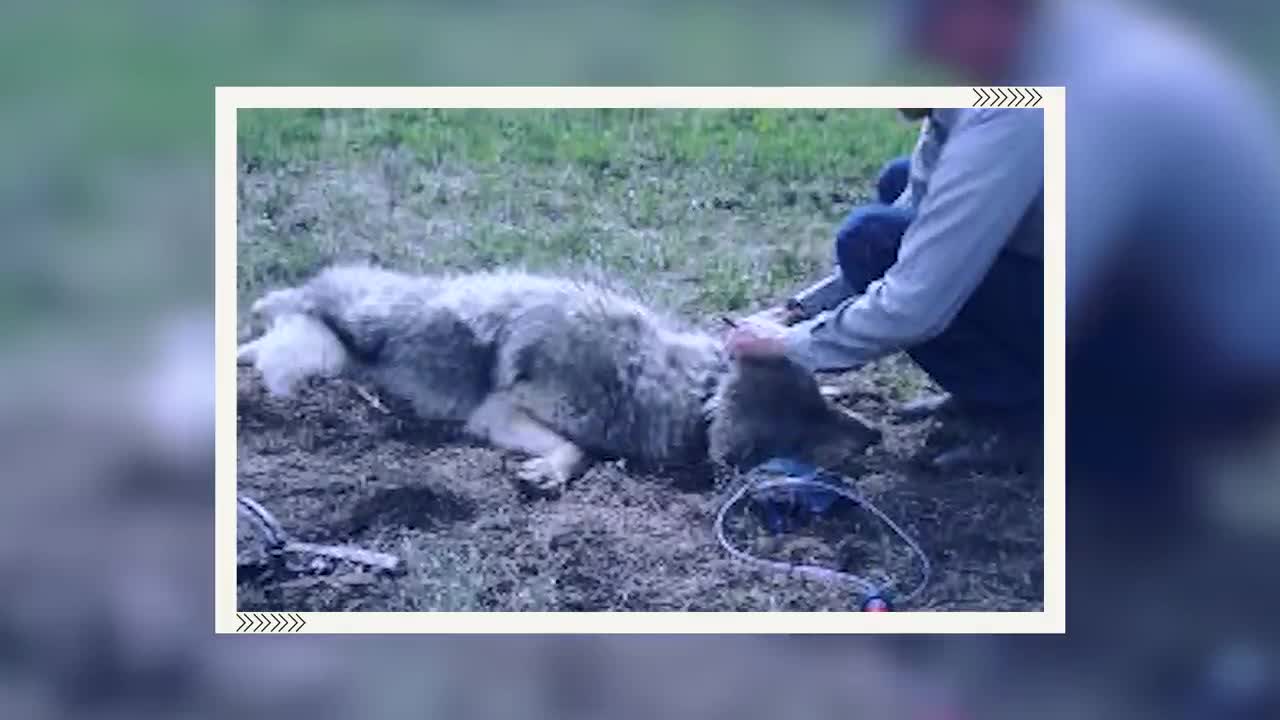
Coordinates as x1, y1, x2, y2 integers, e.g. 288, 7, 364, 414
236, 109, 914, 314
235, 108, 1044, 612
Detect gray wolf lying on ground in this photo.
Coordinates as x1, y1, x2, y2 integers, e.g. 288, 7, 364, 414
237, 264, 881, 492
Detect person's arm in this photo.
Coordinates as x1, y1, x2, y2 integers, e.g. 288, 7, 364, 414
783, 109, 1045, 373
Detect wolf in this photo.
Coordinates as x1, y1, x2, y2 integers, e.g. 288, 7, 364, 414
237, 264, 881, 492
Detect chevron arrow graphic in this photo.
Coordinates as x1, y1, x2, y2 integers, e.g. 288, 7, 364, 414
235, 612, 308, 632
974, 87, 1044, 108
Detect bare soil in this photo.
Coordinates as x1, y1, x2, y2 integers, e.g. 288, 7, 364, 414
236, 363, 1043, 612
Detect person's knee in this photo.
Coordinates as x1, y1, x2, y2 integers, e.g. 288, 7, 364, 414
835, 206, 912, 291
876, 156, 911, 205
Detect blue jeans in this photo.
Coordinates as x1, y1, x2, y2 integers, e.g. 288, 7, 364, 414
834, 157, 1043, 419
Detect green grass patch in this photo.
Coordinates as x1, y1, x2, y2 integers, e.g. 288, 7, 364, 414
237, 108, 915, 319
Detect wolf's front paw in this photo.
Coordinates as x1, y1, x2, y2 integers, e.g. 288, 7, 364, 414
517, 456, 570, 495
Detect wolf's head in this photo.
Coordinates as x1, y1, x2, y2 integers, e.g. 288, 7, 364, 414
705, 355, 882, 470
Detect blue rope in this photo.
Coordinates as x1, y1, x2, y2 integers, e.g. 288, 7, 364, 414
713, 459, 931, 608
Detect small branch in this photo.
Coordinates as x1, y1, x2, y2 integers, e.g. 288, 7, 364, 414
820, 385, 881, 403
347, 381, 391, 415
286, 541, 403, 574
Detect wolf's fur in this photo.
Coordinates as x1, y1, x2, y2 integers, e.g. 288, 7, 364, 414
238, 264, 881, 491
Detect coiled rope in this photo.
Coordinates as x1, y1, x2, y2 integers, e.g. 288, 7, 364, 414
713, 467, 931, 606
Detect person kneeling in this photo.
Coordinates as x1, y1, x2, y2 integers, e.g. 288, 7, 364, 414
729, 108, 1043, 472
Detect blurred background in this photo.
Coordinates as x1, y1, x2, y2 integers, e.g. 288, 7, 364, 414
1, 0, 1277, 718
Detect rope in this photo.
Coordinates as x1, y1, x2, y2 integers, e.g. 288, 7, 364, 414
714, 470, 931, 606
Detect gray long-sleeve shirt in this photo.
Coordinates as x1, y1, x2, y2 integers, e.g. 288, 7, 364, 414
785, 0, 1280, 387
783, 107, 1044, 372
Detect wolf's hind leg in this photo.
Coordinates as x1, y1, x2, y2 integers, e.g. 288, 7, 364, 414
238, 313, 350, 397
464, 392, 586, 493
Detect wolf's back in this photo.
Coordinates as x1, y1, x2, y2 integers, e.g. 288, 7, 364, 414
474, 273, 725, 462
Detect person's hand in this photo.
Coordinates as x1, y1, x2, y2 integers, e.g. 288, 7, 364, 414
725, 318, 789, 359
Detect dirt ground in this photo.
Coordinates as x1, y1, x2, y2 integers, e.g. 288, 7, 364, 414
236, 359, 1043, 612
235, 109, 1043, 612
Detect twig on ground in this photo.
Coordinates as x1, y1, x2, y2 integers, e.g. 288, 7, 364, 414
347, 381, 391, 415
820, 384, 882, 402
286, 541, 402, 573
